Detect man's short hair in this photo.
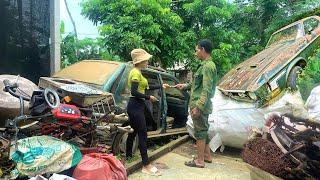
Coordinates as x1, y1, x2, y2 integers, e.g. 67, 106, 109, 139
198, 39, 213, 54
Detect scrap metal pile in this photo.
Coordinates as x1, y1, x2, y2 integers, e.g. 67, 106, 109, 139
0, 76, 131, 178
242, 113, 320, 179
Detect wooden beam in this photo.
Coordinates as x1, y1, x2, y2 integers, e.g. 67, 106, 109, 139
126, 135, 190, 175
148, 130, 188, 138
147, 127, 188, 138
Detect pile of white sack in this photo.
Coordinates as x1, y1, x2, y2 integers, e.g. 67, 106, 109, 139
187, 86, 320, 152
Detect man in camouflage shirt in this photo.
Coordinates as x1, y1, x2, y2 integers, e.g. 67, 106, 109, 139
177, 39, 217, 168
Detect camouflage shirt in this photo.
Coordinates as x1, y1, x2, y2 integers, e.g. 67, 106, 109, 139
187, 59, 217, 114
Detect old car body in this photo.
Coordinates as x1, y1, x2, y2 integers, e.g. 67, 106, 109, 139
39, 60, 189, 153
51, 60, 189, 129
218, 16, 320, 105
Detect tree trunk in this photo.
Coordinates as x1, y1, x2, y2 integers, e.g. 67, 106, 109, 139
64, 0, 79, 58
64, 0, 78, 38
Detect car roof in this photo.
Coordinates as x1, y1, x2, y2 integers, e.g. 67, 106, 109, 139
272, 16, 320, 35
54, 60, 175, 85
54, 60, 123, 85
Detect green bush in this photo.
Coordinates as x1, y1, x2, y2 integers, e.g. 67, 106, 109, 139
60, 33, 120, 68
298, 49, 320, 101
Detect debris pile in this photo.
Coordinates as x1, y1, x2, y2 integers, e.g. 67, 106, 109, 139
241, 138, 295, 177
242, 113, 320, 179
0, 76, 130, 179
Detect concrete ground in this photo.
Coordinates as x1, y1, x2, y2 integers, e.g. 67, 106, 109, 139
128, 140, 277, 180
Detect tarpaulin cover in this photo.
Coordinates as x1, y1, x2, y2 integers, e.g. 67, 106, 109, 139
10, 136, 82, 177
187, 88, 308, 151
306, 85, 320, 122
73, 153, 127, 180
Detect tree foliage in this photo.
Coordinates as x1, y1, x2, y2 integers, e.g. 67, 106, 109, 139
60, 21, 119, 68
60, 34, 120, 68
298, 49, 320, 100
79, 0, 320, 78
81, 0, 194, 68
175, 0, 245, 76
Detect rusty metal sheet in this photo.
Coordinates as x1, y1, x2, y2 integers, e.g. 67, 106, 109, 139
54, 60, 122, 86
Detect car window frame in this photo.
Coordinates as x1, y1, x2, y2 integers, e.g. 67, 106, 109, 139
303, 17, 320, 34
266, 22, 303, 48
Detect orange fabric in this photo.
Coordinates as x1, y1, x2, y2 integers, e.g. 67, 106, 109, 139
73, 153, 127, 180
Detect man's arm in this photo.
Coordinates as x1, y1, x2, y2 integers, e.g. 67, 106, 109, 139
183, 83, 192, 90
195, 64, 216, 112
176, 83, 191, 90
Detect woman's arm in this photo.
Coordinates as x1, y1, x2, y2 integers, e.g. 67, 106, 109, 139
131, 81, 150, 99
148, 84, 162, 90
149, 83, 171, 90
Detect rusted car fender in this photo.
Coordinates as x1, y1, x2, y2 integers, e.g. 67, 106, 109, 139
285, 57, 306, 80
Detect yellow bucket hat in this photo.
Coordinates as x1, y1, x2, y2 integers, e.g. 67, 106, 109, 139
131, 49, 153, 65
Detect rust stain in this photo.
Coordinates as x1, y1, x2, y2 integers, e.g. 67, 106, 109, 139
219, 40, 305, 91
218, 16, 320, 93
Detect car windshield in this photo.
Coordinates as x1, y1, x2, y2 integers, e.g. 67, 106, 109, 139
266, 24, 300, 47
54, 60, 121, 86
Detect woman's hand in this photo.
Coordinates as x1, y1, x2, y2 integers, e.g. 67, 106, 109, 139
149, 95, 159, 102
162, 83, 170, 89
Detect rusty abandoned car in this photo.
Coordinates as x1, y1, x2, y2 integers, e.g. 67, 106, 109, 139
218, 16, 320, 105
39, 60, 189, 153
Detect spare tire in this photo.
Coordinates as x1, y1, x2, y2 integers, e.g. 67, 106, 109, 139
0, 75, 38, 125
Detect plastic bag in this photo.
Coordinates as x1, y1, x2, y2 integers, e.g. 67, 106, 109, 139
10, 136, 82, 177
73, 153, 127, 180
305, 85, 320, 122
29, 174, 76, 180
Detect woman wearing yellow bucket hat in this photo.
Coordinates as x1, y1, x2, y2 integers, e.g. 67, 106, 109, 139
126, 49, 169, 176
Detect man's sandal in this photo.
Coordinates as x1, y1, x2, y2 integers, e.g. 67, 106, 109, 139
204, 159, 212, 163
184, 160, 205, 168
142, 166, 162, 176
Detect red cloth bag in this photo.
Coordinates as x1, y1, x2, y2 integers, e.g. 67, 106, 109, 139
73, 153, 127, 180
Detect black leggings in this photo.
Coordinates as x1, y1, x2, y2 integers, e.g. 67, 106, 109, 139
126, 98, 149, 165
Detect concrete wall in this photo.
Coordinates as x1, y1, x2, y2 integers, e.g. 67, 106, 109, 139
50, 0, 61, 75
0, 0, 53, 83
